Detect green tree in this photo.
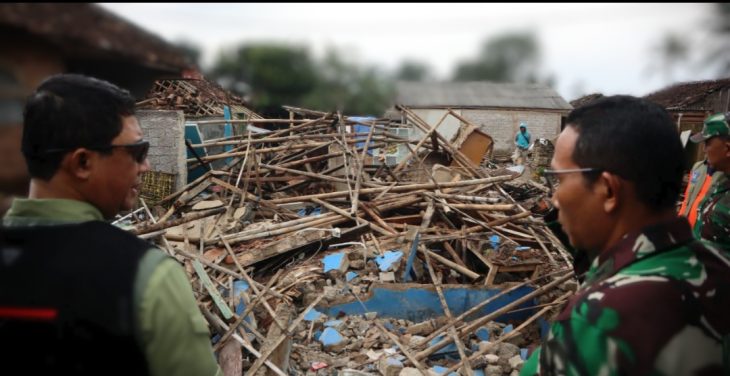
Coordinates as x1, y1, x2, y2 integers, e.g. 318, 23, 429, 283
647, 33, 690, 82
395, 60, 433, 81
452, 31, 545, 84
301, 48, 394, 116
704, 3, 730, 76
210, 43, 318, 117
174, 39, 203, 68
209, 44, 393, 117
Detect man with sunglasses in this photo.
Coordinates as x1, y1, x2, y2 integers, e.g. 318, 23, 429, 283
522, 95, 730, 375
689, 112, 730, 248
0, 74, 221, 375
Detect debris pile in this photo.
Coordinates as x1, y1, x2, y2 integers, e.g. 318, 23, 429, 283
136, 78, 262, 118
121, 105, 577, 375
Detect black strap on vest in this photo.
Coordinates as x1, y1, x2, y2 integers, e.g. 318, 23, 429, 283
0, 221, 153, 375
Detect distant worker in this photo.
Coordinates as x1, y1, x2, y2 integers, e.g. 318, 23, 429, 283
512, 121, 531, 165
677, 159, 714, 227
0, 74, 222, 376
689, 111, 730, 248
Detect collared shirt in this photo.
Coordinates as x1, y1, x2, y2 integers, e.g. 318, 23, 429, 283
521, 217, 730, 375
3, 199, 222, 376
694, 172, 730, 248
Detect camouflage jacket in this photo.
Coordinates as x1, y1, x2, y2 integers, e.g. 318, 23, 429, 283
693, 172, 730, 248
522, 217, 730, 376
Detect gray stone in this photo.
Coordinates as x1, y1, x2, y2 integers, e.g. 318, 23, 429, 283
508, 355, 524, 371
378, 357, 404, 376
478, 341, 498, 355
485, 365, 503, 376
408, 335, 426, 348
485, 354, 500, 364
398, 367, 423, 376
406, 320, 434, 336
498, 342, 520, 359
379, 272, 396, 282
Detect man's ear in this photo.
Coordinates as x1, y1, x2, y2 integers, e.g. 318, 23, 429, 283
63, 149, 94, 180
599, 171, 622, 214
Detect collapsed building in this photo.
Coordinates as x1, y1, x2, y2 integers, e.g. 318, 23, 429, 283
124, 86, 575, 375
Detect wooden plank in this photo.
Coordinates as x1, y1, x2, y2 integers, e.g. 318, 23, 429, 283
192, 259, 233, 319
255, 303, 293, 376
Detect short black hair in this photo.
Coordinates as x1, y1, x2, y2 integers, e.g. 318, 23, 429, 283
22, 74, 135, 180
567, 95, 683, 211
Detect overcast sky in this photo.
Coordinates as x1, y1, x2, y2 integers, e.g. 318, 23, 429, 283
100, 3, 720, 101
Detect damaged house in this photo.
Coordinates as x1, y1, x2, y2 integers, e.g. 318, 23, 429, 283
644, 77, 730, 166
0, 3, 194, 209
391, 81, 572, 157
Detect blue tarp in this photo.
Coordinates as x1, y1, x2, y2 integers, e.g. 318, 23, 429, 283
320, 284, 537, 323
350, 116, 377, 156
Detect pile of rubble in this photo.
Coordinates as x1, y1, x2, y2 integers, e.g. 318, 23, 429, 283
136, 78, 262, 119
120, 105, 577, 375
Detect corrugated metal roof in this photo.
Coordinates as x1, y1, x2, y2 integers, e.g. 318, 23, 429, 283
395, 81, 572, 110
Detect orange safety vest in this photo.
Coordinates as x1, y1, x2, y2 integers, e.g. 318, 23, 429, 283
678, 163, 713, 227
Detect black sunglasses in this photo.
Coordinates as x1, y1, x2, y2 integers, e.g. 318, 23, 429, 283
43, 140, 150, 164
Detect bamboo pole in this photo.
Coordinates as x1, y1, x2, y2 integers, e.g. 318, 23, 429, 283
201, 307, 287, 376
392, 110, 450, 175
423, 252, 474, 376
268, 175, 514, 204
413, 271, 574, 361
420, 246, 480, 280
245, 295, 325, 375
408, 269, 568, 351
132, 207, 226, 235
350, 120, 377, 214
442, 290, 574, 374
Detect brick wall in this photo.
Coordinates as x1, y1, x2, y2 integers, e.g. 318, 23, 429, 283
137, 110, 187, 191
461, 109, 563, 155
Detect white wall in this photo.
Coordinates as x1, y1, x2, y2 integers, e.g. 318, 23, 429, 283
137, 110, 187, 191
461, 109, 563, 155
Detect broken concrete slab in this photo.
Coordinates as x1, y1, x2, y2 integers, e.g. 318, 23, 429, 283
323, 319, 345, 331
475, 326, 490, 341
379, 272, 396, 282
319, 327, 347, 353
375, 250, 404, 272
318, 283, 537, 323
378, 357, 404, 376
430, 365, 458, 376
484, 365, 503, 376
508, 355, 524, 371
323, 252, 349, 273
303, 308, 325, 322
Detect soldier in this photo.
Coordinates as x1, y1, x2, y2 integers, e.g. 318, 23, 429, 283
689, 112, 730, 248
523, 96, 730, 375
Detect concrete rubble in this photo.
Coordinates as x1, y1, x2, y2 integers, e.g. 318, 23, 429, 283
119, 103, 579, 375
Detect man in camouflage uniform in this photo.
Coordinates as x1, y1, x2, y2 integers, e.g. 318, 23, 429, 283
523, 96, 730, 375
690, 112, 730, 248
